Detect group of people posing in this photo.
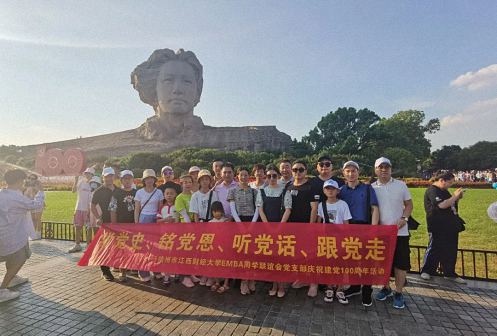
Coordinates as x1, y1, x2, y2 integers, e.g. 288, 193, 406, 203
67, 156, 467, 310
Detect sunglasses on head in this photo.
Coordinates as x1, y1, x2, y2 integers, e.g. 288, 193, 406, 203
266, 173, 278, 179
318, 161, 332, 168
162, 170, 174, 175
292, 167, 306, 173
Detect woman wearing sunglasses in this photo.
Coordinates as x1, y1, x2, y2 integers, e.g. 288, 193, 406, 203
256, 164, 292, 297
287, 160, 321, 297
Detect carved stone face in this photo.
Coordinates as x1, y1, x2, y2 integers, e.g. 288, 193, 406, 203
156, 60, 198, 115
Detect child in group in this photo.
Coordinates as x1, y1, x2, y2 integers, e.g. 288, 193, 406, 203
157, 187, 179, 223
157, 186, 179, 285
208, 201, 230, 293
317, 179, 352, 304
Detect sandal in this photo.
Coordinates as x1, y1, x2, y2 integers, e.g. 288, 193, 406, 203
210, 283, 220, 292
217, 285, 229, 294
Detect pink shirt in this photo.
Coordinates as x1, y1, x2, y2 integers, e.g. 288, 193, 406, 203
214, 180, 238, 217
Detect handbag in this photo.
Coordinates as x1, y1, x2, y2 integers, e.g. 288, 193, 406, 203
407, 216, 420, 230
453, 215, 466, 232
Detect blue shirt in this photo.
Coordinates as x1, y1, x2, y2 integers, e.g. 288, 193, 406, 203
339, 183, 378, 223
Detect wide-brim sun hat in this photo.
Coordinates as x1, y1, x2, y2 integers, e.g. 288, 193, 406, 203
197, 169, 213, 181
142, 169, 157, 180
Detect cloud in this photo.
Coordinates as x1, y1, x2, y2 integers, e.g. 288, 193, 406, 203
450, 64, 497, 91
430, 97, 497, 149
441, 97, 497, 126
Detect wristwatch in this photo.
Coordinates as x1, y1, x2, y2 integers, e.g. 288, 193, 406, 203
401, 216, 409, 221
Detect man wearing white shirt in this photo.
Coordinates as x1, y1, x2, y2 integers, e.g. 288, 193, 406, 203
0, 169, 45, 302
371, 157, 413, 309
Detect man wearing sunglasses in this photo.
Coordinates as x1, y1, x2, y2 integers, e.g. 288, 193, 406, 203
310, 156, 345, 202
287, 160, 321, 297
158, 166, 182, 195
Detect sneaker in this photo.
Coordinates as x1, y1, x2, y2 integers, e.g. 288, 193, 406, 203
343, 287, 361, 298
205, 278, 215, 287
162, 276, 171, 286
190, 275, 201, 283
7, 275, 29, 288
102, 273, 114, 282
154, 273, 164, 280
240, 281, 249, 295
139, 274, 151, 282
307, 284, 318, 297
324, 289, 334, 303
445, 276, 467, 284
420, 272, 431, 280
277, 288, 286, 298
362, 291, 373, 307
336, 291, 349, 305
182, 277, 195, 288
393, 292, 405, 309
68, 244, 82, 253
375, 287, 393, 301
0, 289, 20, 303
199, 276, 207, 286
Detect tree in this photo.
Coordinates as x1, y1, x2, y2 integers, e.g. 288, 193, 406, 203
364, 110, 440, 162
302, 107, 380, 154
430, 145, 462, 170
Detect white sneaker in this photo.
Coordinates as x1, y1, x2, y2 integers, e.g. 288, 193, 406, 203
199, 276, 207, 286
0, 288, 20, 303
182, 277, 195, 288
7, 275, 29, 288
307, 284, 318, 297
420, 272, 431, 280
68, 244, 82, 253
190, 275, 201, 283
205, 278, 215, 287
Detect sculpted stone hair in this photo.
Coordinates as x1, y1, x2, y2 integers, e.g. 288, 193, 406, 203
130, 48, 204, 113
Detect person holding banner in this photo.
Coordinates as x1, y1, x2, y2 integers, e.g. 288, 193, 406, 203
287, 160, 321, 297
339, 161, 379, 306
228, 167, 259, 295
91, 167, 118, 281
371, 157, 413, 309
134, 169, 163, 282
317, 179, 352, 304
228, 167, 259, 223
109, 169, 136, 282
256, 165, 292, 297
190, 170, 218, 222
0, 169, 45, 303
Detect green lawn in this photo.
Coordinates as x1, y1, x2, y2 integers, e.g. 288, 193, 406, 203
42, 189, 497, 251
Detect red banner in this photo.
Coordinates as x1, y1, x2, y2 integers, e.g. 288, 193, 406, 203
78, 223, 398, 285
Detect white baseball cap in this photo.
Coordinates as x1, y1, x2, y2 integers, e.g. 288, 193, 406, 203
323, 179, 339, 189
188, 166, 201, 173
375, 157, 392, 168
102, 167, 115, 176
120, 170, 134, 178
342, 161, 359, 170
161, 165, 173, 174
83, 167, 95, 175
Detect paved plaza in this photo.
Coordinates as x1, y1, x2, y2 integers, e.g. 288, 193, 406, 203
0, 240, 496, 336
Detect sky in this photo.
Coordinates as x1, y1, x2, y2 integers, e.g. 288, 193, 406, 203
1, 1, 497, 150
